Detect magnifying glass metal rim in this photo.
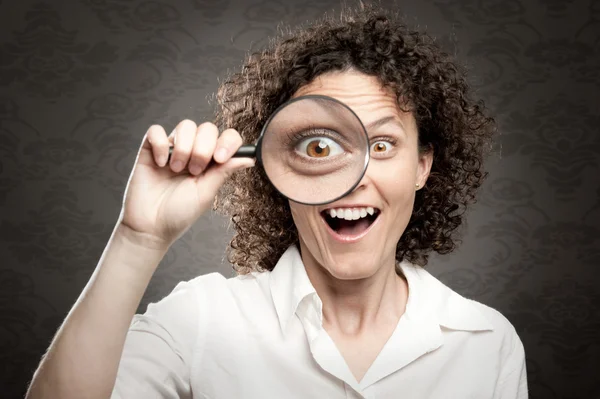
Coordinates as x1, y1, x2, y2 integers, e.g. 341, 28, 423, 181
167, 94, 370, 205
255, 94, 370, 206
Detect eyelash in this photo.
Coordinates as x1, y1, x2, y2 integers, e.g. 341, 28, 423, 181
371, 136, 397, 144
283, 127, 350, 151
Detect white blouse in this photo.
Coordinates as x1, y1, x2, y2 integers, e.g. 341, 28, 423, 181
112, 245, 528, 398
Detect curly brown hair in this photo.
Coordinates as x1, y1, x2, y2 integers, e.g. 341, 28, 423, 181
213, 3, 496, 274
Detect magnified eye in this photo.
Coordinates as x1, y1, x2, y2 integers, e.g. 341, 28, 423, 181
296, 137, 344, 158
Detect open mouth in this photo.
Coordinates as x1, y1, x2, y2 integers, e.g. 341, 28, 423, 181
320, 208, 380, 237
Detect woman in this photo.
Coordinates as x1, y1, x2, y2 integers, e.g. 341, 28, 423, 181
26, 4, 527, 399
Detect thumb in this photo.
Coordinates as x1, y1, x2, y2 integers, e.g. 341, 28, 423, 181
200, 157, 256, 192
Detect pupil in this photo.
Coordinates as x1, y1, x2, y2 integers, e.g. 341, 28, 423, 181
306, 139, 330, 157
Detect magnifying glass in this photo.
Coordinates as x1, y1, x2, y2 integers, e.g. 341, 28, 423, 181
168, 95, 370, 205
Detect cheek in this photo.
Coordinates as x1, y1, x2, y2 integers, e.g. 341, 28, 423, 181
289, 205, 319, 238
371, 160, 417, 195
370, 163, 418, 233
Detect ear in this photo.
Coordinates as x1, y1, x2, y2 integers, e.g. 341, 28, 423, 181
416, 145, 434, 188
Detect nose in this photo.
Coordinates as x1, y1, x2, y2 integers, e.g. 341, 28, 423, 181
347, 162, 375, 195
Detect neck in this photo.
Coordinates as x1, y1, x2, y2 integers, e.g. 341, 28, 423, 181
299, 243, 408, 336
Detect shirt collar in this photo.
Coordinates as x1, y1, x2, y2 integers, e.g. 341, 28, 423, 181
269, 245, 494, 336
269, 245, 317, 335
398, 260, 495, 332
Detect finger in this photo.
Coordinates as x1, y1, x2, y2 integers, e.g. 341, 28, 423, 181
146, 125, 170, 167
201, 157, 256, 195
188, 122, 219, 176
213, 128, 243, 164
169, 119, 197, 173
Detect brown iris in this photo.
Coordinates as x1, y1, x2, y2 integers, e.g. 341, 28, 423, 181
373, 142, 387, 152
306, 139, 330, 157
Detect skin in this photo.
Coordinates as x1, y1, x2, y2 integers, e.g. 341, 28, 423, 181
289, 69, 434, 382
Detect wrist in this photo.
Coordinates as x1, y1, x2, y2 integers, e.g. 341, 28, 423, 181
114, 223, 172, 253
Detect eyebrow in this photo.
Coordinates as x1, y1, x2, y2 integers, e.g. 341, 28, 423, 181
363, 116, 405, 133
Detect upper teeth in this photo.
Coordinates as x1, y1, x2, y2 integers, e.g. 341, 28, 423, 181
327, 207, 376, 220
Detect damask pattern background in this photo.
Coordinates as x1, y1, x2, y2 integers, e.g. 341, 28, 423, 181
0, 0, 598, 398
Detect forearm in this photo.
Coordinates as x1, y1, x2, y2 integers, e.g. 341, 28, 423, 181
26, 223, 169, 399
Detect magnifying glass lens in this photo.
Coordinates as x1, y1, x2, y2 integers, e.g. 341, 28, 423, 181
260, 96, 368, 205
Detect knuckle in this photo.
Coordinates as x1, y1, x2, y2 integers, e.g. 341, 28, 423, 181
173, 147, 191, 157
172, 141, 191, 156
198, 121, 218, 131
147, 124, 164, 136
191, 148, 211, 162
176, 119, 197, 135
222, 127, 240, 136
221, 128, 242, 146
180, 119, 197, 128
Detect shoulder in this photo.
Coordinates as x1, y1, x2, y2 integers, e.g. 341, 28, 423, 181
467, 299, 525, 358
181, 270, 270, 297
147, 272, 228, 311
423, 269, 525, 364
154, 270, 273, 314
468, 299, 518, 337
143, 271, 266, 314
421, 269, 526, 374
460, 297, 528, 390
405, 263, 523, 353
138, 271, 273, 340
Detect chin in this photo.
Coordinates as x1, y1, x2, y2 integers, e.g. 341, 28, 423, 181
297, 227, 394, 281
320, 255, 381, 281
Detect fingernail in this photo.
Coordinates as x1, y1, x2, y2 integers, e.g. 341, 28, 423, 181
172, 160, 183, 171
158, 155, 167, 166
215, 148, 228, 162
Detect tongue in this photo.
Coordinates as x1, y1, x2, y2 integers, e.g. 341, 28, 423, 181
336, 218, 371, 236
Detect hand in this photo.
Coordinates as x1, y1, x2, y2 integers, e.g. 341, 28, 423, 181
118, 120, 254, 248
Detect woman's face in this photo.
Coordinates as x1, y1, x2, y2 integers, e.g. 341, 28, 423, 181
288, 70, 433, 280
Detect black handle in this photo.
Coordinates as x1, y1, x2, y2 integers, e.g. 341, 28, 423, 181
167, 144, 256, 163
233, 145, 256, 158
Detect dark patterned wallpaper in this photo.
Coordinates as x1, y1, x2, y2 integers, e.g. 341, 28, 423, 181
0, 0, 598, 398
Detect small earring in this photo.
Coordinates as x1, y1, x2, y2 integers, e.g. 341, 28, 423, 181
415, 183, 420, 190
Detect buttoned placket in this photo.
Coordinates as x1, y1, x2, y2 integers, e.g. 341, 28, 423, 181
294, 294, 356, 393
295, 293, 379, 398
